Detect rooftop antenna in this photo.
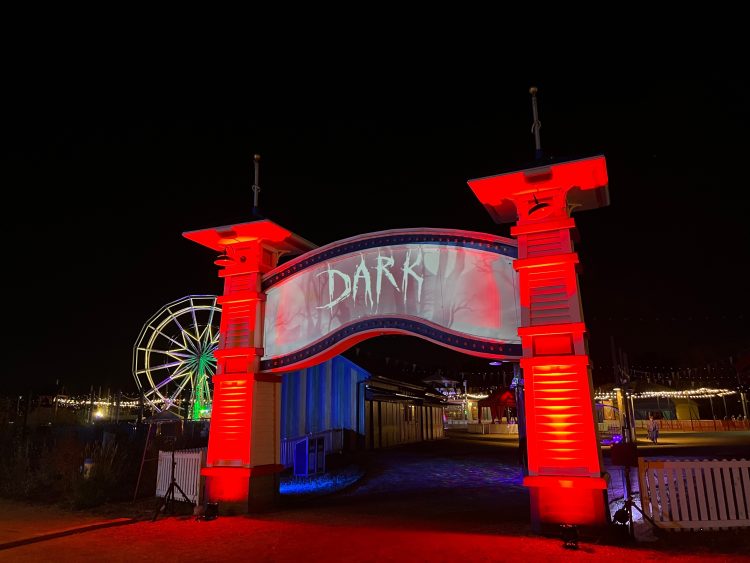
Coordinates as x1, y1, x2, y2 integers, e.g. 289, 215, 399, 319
252, 153, 261, 216
529, 87, 542, 161
527, 86, 550, 215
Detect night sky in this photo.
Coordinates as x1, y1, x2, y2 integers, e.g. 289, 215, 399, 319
5, 72, 748, 396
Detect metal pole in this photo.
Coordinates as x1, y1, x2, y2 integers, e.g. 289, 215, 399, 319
529, 87, 542, 160
22, 390, 31, 441
514, 363, 529, 476
625, 466, 634, 539
463, 380, 468, 422
252, 154, 261, 212
615, 388, 632, 443
133, 422, 152, 502
89, 385, 94, 424
610, 336, 618, 384
626, 389, 636, 443
709, 396, 717, 431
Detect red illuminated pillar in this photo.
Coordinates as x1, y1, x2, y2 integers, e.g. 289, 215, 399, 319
468, 156, 610, 530
184, 220, 315, 511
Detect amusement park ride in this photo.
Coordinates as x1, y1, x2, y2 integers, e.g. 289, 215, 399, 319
133, 295, 220, 421
132, 89, 613, 533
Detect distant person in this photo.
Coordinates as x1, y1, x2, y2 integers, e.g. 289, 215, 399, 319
647, 414, 660, 444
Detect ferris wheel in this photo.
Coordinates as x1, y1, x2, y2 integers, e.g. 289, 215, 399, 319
133, 295, 221, 420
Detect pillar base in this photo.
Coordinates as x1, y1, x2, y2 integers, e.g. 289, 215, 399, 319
202, 464, 283, 514
524, 475, 609, 532
247, 472, 280, 513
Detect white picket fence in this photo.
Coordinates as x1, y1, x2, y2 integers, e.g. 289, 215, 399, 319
156, 447, 207, 504
638, 457, 750, 530
467, 422, 518, 435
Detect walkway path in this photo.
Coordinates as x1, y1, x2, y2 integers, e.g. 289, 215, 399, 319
1, 431, 748, 562
0, 499, 135, 550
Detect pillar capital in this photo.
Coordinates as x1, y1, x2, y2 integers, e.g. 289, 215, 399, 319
467, 156, 609, 224
183, 219, 317, 275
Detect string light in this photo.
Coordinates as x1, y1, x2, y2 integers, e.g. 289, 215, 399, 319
54, 396, 167, 408
594, 387, 737, 401
588, 314, 744, 322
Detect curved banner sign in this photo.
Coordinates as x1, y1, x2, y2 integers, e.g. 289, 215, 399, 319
260, 228, 521, 372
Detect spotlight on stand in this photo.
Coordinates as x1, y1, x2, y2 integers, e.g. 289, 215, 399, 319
613, 507, 629, 526
560, 524, 579, 549
489, 361, 503, 366
198, 502, 218, 521
528, 193, 550, 215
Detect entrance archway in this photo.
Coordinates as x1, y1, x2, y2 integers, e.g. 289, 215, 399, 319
184, 154, 610, 529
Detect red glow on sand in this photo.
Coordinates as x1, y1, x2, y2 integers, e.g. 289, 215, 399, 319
202, 467, 251, 502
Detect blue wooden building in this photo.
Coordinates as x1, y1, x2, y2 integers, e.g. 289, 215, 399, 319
280, 356, 446, 466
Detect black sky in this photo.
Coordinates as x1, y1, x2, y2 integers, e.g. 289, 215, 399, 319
5, 71, 748, 395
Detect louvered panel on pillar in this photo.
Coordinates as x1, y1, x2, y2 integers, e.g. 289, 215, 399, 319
522, 230, 569, 257
221, 301, 254, 349
523, 355, 600, 478
527, 265, 573, 325
219, 274, 256, 350
226, 273, 253, 293
208, 377, 251, 465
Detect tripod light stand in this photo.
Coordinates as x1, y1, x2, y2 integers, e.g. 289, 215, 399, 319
152, 437, 194, 521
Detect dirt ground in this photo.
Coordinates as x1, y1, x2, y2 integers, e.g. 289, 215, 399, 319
1, 431, 749, 562
0, 500, 108, 545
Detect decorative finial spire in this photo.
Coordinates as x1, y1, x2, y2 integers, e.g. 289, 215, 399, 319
252, 154, 261, 214
529, 87, 542, 160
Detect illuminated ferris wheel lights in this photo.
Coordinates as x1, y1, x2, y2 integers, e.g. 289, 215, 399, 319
133, 296, 220, 420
